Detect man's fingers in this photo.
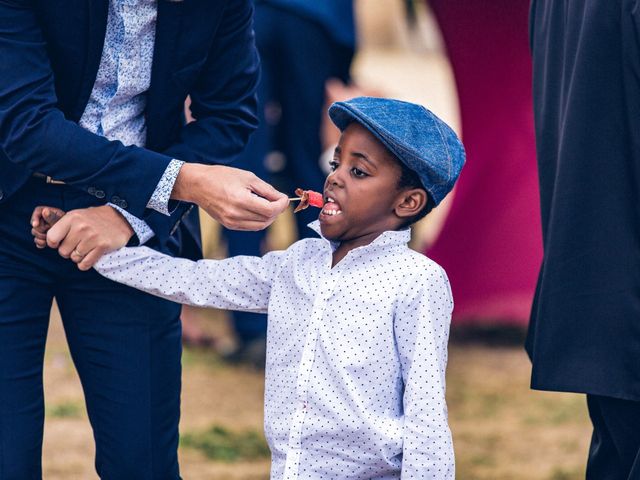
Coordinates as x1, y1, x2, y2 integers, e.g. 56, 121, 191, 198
46, 215, 74, 249
250, 178, 287, 203
227, 219, 278, 232
238, 190, 289, 220
77, 248, 106, 271
57, 235, 81, 259
69, 240, 89, 263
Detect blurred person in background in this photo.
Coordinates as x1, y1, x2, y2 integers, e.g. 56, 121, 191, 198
0, 1, 287, 477
218, 0, 357, 366
527, 1, 640, 478
423, 0, 542, 329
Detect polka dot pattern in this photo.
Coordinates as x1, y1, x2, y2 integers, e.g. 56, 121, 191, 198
96, 221, 455, 478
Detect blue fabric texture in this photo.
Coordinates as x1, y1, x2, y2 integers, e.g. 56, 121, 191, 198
0, 0, 260, 259
329, 97, 465, 206
258, 0, 355, 47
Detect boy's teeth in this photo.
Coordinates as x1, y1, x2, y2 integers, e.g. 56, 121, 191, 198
321, 195, 342, 215
321, 208, 342, 216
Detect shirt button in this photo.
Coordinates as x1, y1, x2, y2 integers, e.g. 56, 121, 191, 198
95, 190, 106, 199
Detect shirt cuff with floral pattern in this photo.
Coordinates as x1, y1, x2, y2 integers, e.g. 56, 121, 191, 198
109, 203, 154, 245
146, 159, 185, 215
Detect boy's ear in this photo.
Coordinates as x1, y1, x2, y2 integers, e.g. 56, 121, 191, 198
395, 188, 428, 220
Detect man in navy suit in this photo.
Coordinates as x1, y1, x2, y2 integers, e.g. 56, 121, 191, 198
0, 0, 287, 477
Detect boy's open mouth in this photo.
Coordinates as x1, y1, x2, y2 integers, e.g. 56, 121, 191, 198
321, 196, 342, 216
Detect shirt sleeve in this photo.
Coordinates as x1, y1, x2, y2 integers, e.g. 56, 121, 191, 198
109, 203, 154, 245
394, 265, 455, 479
145, 159, 184, 215
94, 246, 286, 313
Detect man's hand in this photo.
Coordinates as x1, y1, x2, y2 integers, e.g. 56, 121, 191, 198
171, 164, 289, 231
35, 205, 134, 271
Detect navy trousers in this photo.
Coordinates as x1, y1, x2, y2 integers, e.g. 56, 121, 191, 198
226, 3, 353, 342
587, 395, 640, 480
0, 178, 182, 479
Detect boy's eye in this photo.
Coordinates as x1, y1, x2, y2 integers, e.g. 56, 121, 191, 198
351, 167, 368, 177
329, 160, 339, 171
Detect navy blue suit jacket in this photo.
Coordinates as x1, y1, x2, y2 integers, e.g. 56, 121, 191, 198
0, 0, 260, 258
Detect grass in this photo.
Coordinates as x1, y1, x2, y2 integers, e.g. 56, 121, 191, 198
181, 425, 270, 462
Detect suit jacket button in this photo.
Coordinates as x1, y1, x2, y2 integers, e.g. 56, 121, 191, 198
95, 190, 106, 199
88, 186, 96, 195
119, 200, 128, 209
112, 195, 121, 203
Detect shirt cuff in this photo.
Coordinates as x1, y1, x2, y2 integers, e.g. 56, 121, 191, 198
109, 203, 154, 245
146, 159, 185, 215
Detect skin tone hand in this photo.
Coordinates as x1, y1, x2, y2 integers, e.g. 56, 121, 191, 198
31, 205, 134, 271
30, 165, 287, 269
31, 206, 65, 249
171, 163, 289, 230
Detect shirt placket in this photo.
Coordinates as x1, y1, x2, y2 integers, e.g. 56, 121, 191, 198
283, 264, 341, 479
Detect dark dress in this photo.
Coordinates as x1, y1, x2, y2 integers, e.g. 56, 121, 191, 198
527, 0, 640, 401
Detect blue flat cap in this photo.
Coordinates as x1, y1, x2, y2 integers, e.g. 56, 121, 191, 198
328, 97, 465, 206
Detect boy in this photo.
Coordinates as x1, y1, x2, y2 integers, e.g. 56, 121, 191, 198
34, 97, 465, 478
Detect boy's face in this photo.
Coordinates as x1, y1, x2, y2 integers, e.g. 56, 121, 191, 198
319, 123, 408, 243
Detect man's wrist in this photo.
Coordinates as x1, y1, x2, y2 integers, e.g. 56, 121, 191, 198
171, 163, 206, 204
106, 205, 135, 241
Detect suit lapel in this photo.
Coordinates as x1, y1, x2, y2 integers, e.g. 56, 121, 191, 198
71, 0, 109, 121
149, 1, 185, 102
146, 0, 185, 149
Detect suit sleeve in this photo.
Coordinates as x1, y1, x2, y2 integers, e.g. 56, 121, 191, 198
95, 246, 286, 313
161, 0, 260, 165
140, 0, 261, 239
394, 265, 455, 478
0, 0, 172, 218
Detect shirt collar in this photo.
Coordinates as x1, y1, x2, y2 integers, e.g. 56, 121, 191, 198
307, 220, 411, 251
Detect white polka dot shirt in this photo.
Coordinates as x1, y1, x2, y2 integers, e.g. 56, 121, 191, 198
95, 221, 455, 479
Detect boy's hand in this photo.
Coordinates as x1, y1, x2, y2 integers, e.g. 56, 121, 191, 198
31, 206, 66, 249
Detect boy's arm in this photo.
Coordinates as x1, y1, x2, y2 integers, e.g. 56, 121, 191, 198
94, 246, 286, 313
394, 266, 455, 479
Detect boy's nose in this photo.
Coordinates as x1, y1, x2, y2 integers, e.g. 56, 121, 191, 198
327, 171, 344, 188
